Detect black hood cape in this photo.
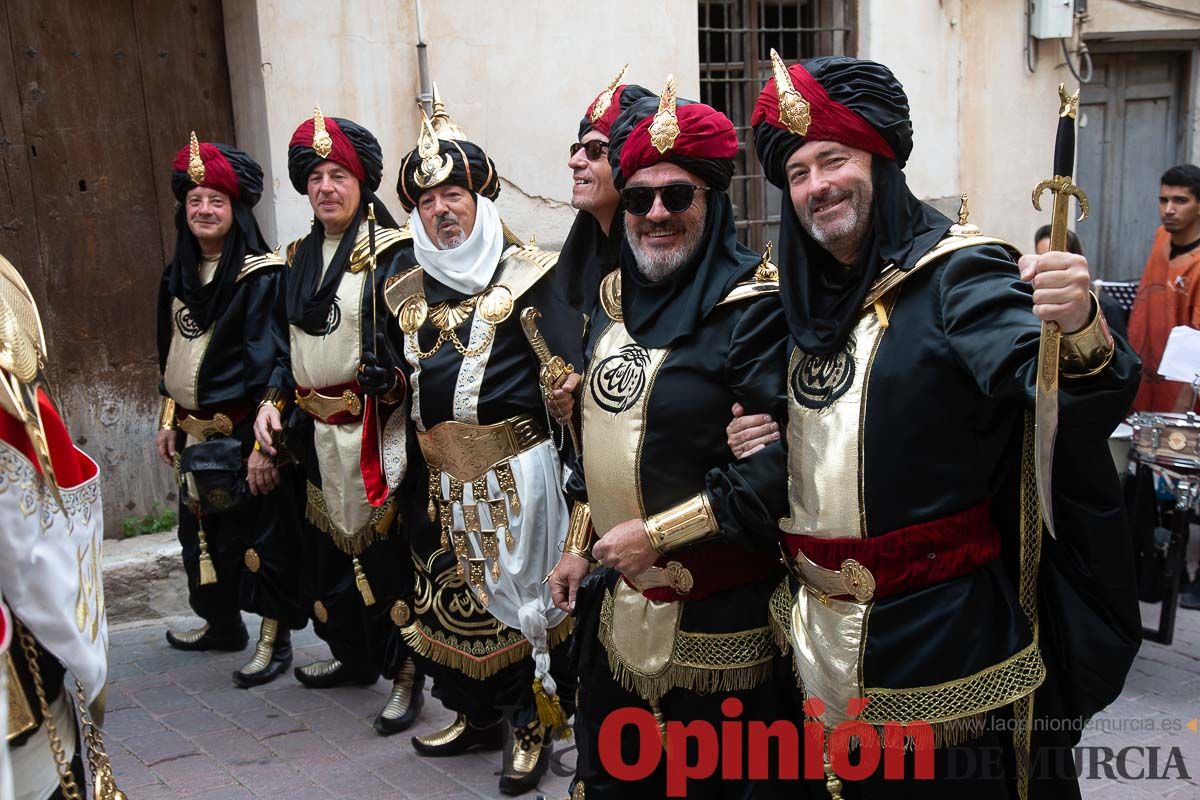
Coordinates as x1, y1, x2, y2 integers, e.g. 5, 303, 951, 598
284, 191, 400, 337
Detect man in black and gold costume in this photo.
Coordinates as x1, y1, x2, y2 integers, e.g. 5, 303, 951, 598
548, 78, 796, 799
385, 97, 579, 796
155, 134, 306, 689
557, 67, 653, 316
1, 253, 123, 798
252, 108, 423, 735
727, 53, 1142, 798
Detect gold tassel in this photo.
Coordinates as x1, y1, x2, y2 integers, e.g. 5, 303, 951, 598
649, 698, 668, 747
873, 298, 890, 328
823, 760, 845, 800
198, 525, 217, 585
533, 678, 570, 738
353, 557, 376, 606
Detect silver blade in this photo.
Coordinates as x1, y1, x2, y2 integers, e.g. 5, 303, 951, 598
1034, 320, 1060, 538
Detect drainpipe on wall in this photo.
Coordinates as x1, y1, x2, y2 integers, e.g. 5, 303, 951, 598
415, 0, 432, 114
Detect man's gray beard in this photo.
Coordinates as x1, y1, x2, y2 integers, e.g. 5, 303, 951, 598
436, 231, 465, 250
799, 190, 871, 254
627, 222, 704, 282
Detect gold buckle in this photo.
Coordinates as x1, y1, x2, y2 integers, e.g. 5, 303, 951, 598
296, 388, 363, 423
177, 412, 233, 440
629, 561, 694, 595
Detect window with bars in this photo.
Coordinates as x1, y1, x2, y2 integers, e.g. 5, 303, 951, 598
699, 0, 856, 252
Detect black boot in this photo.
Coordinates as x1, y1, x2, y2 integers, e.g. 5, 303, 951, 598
233, 619, 293, 688
411, 713, 504, 757
1181, 570, 1200, 610
165, 620, 249, 652
293, 658, 378, 689
373, 658, 425, 735
498, 720, 552, 796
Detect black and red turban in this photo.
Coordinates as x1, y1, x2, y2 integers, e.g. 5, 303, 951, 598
578, 67, 655, 139
171, 134, 264, 207
607, 81, 739, 191
160, 133, 271, 352
752, 55, 913, 186
287, 109, 385, 193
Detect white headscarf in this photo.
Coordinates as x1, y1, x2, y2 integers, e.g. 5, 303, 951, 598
411, 195, 505, 295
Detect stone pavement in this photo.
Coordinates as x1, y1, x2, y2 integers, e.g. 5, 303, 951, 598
105, 617, 573, 799
106, 605, 1200, 799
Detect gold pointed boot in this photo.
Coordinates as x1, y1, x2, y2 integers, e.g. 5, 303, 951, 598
411, 713, 504, 757
233, 618, 292, 688
293, 657, 378, 689
165, 620, 248, 652
499, 720, 551, 796
373, 658, 425, 735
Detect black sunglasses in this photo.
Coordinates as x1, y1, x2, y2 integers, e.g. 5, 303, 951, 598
569, 140, 609, 161
620, 183, 709, 216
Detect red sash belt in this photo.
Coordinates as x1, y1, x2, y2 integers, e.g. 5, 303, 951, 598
627, 541, 781, 603
782, 501, 1000, 601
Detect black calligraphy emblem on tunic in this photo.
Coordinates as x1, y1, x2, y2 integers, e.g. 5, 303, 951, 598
322, 302, 341, 336
791, 336, 855, 410
174, 307, 204, 340
591, 343, 650, 414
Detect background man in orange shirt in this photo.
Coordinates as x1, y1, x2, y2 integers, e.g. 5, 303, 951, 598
1127, 164, 1200, 413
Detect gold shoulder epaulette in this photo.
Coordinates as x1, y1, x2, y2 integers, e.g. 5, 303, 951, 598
494, 243, 560, 303
237, 252, 286, 282
0, 255, 47, 385
717, 243, 780, 307
385, 266, 426, 318
350, 226, 411, 274
863, 233, 1021, 310
598, 269, 622, 322
284, 237, 306, 267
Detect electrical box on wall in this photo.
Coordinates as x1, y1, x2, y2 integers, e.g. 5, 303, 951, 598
1030, 0, 1075, 39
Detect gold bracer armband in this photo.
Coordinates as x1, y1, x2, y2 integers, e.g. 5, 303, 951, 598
259, 387, 287, 412
645, 493, 718, 554
563, 502, 594, 558
1060, 292, 1115, 379
158, 397, 177, 431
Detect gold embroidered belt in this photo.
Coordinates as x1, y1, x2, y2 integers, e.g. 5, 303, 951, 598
176, 403, 250, 441
296, 382, 364, 424
417, 414, 547, 484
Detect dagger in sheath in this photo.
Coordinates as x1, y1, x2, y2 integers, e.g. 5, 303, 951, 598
1031, 83, 1090, 539
520, 307, 582, 455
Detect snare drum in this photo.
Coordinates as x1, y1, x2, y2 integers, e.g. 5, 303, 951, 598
1129, 412, 1200, 471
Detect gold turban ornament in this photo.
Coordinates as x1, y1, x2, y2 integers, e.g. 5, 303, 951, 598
648, 74, 681, 155
187, 131, 205, 185
311, 104, 333, 159
770, 48, 811, 137
589, 63, 629, 123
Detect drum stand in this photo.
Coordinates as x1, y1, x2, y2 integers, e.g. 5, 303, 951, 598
1140, 466, 1198, 646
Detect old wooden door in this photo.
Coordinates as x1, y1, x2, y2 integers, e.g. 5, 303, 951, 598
0, 0, 236, 535
1077, 50, 1190, 280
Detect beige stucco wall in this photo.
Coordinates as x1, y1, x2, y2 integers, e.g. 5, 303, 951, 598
224, 0, 699, 250
860, 0, 1199, 251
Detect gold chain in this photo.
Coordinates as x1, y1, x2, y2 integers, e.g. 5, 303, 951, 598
413, 298, 496, 361
74, 681, 125, 800
16, 623, 83, 800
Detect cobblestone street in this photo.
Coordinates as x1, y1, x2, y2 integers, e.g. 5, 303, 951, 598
106, 604, 1199, 799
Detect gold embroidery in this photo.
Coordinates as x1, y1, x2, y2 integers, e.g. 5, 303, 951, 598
599, 586, 777, 700
304, 481, 396, 557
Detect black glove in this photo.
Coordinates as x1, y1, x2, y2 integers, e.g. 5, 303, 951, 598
358, 350, 396, 397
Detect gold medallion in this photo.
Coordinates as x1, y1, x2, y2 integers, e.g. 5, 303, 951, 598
399, 295, 428, 334
244, 548, 261, 573
390, 599, 411, 627
313, 601, 328, 624
478, 286, 514, 324
839, 558, 876, 603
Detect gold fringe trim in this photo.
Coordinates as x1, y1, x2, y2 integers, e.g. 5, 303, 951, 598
305, 481, 395, 557
402, 616, 573, 681
826, 711, 988, 756
768, 577, 793, 653
599, 589, 777, 699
